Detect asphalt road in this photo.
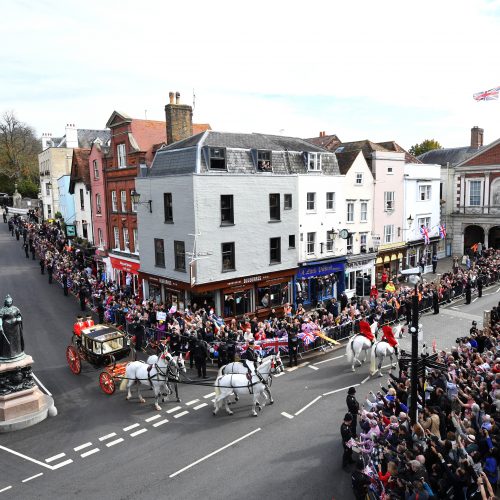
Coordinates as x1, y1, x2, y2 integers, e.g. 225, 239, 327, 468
0, 223, 499, 500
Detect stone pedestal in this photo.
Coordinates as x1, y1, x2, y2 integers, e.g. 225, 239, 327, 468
0, 355, 55, 432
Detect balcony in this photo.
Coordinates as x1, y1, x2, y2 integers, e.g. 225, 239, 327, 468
454, 204, 500, 216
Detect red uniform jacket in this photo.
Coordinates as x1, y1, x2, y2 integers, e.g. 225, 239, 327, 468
73, 322, 84, 337
84, 319, 95, 328
381, 325, 397, 347
359, 320, 374, 341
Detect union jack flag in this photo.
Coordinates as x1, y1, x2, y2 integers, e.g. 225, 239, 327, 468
420, 225, 430, 245
298, 330, 316, 346
262, 337, 288, 355
473, 86, 500, 101
238, 342, 262, 356
439, 224, 446, 239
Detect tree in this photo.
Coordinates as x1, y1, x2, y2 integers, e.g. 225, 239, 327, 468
409, 139, 442, 157
0, 111, 40, 189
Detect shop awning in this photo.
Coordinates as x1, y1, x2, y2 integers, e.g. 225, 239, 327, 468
110, 256, 141, 274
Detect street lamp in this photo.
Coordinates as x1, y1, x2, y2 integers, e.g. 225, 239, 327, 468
407, 214, 414, 228
130, 190, 152, 213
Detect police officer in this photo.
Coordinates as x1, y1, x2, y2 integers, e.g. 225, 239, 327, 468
2, 210, 7, 223
193, 334, 209, 378
62, 272, 69, 296
465, 280, 472, 304
346, 387, 359, 437
78, 282, 87, 312
341, 413, 355, 467
187, 332, 197, 369
8, 218, 13, 235
39, 257, 45, 275
432, 288, 439, 315
14, 225, 20, 240
477, 275, 483, 298
130, 316, 144, 360
30, 242, 36, 260
97, 296, 105, 324
47, 260, 53, 284
288, 327, 299, 367
23, 241, 29, 259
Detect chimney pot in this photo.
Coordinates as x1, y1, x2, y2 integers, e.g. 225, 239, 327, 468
175, 92, 180, 104
169, 92, 175, 104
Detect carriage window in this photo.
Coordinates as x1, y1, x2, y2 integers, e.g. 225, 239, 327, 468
93, 342, 102, 354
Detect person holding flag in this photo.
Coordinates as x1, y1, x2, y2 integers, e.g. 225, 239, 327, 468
420, 225, 430, 245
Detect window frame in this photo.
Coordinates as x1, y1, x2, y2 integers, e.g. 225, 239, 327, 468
111, 190, 117, 212
384, 191, 395, 211
163, 193, 173, 222
174, 240, 186, 272
326, 192, 336, 211
130, 189, 137, 212
123, 227, 130, 251
269, 237, 281, 264
93, 159, 99, 179
209, 147, 226, 170
307, 152, 322, 171
346, 201, 355, 222
469, 180, 482, 206
120, 190, 127, 213
326, 231, 334, 252
117, 143, 126, 168
418, 184, 432, 201
355, 172, 363, 185
97, 228, 104, 247
133, 228, 139, 253
360, 201, 368, 222
269, 193, 280, 221
220, 194, 234, 225
306, 232, 316, 255
383, 224, 394, 244
113, 226, 120, 249
221, 242, 235, 272
80, 188, 85, 211
288, 234, 296, 248
346, 234, 354, 254
154, 238, 165, 268
257, 150, 272, 172
95, 193, 102, 215
306, 192, 316, 212
284, 194, 292, 210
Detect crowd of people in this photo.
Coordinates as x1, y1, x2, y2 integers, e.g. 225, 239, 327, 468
342, 311, 500, 499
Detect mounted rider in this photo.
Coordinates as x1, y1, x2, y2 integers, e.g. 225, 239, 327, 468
358, 316, 375, 345
381, 322, 398, 355
242, 340, 259, 382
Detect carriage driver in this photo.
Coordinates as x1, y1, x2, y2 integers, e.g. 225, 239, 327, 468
380, 322, 398, 355
358, 316, 375, 345
243, 340, 259, 382
73, 315, 85, 344
84, 315, 95, 328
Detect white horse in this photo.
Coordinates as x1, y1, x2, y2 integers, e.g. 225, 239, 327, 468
369, 341, 398, 377
145, 352, 187, 403
119, 352, 186, 410
213, 355, 283, 417
345, 321, 378, 372
218, 353, 280, 404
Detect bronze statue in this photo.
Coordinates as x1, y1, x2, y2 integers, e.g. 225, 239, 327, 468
0, 295, 25, 361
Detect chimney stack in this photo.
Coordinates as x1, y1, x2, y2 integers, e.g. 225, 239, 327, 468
65, 123, 78, 148
471, 126, 484, 149
165, 91, 193, 145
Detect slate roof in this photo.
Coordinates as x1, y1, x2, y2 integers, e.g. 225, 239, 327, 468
69, 148, 91, 194
55, 129, 110, 148
305, 134, 341, 151
150, 131, 339, 177
335, 150, 361, 175
377, 141, 421, 164
418, 146, 484, 166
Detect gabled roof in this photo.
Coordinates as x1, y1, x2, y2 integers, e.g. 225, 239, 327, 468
456, 137, 500, 167
55, 129, 110, 149
305, 134, 341, 151
129, 120, 166, 153
69, 148, 91, 194
419, 145, 486, 166
377, 141, 421, 164
335, 150, 362, 175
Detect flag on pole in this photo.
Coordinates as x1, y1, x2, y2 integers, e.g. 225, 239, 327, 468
473, 86, 500, 101
420, 225, 430, 245
439, 224, 446, 239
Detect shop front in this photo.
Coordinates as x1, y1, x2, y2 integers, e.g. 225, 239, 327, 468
294, 257, 346, 308
344, 253, 377, 298
109, 255, 141, 296
94, 249, 112, 283
375, 242, 406, 286
405, 237, 439, 273
139, 271, 189, 310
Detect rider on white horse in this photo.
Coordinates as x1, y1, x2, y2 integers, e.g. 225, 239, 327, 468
380, 322, 399, 355
242, 340, 260, 382
359, 316, 376, 344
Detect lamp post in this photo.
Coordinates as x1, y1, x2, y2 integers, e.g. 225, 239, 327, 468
130, 190, 152, 213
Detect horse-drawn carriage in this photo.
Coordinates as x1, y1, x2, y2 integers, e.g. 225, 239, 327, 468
66, 324, 132, 394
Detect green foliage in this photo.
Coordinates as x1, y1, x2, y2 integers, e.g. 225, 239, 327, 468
409, 139, 442, 157
54, 211, 63, 219
17, 177, 39, 198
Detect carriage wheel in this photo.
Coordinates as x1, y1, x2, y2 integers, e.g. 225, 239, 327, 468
66, 345, 81, 374
99, 371, 116, 395
103, 354, 116, 370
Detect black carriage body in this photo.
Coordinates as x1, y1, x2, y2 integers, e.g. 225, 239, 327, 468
80, 325, 131, 366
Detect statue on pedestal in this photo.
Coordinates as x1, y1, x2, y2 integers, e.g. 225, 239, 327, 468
0, 295, 25, 362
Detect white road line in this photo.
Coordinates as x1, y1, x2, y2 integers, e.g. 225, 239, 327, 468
145, 415, 161, 422
22, 473, 43, 483
497, 287, 500, 293
193, 403, 208, 410
361, 375, 371, 384
301, 361, 310, 366
274, 372, 285, 377
286, 366, 298, 372
130, 428, 147, 437
0, 445, 53, 470
174, 411, 189, 418
295, 395, 322, 416
0, 486, 12, 493
169, 428, 261, 478
186, 399, 200, 406
51, 459, 73, 470
153, 419, 169, 427
32, 373, 52, 397
98, 432, 117, 442
308, 365, 319, 371
81, 448, 100, 458
74, 442, 92, 452
203, 392, 215, 399
45, 452, 65, 463
323, 383, 360, 397
106, 438, 124, 447
314, 355, 344, 365
166, 406, 182, 414
123, 423, 140, 432
281, 412, 294, 419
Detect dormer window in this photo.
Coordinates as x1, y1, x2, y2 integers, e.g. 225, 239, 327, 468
209, 147, 226, 170
307, 152, 322, 171
257, 150, 272, 172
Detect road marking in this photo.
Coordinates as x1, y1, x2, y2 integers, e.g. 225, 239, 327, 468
123, 423, 140, 432
361, 375, 371, 384
0, 486, 12, 493
130, 428, 147, 437
0, 444, 53, 470
281, 412, 294, 419
106, 438, 124, 447
193, 403, 208, 410
145, 415, 161, 422
45, 452, 65, 463
99, 432, 117, 442
203, 392, 215, 399
274, 372, 285, 377
51, 459, 73, 470
308, 365, 319, 371
301, 361, 310, 366
74, 442, 92, 452
169, 428, 261, 478
323, 383, 360, 397
295, 395, 322, 416
186, 399, 200, 406
314, 355, 344, 365
153, 419, 169, 427
286, 367, 298, 372
22, 473, 43, 483
166, 406, 182, 414
497, 287, 500, 293
32, 373, 52, 397
473, 297, 478, 303
81, 448, 100, 458
174, 411, 189, 418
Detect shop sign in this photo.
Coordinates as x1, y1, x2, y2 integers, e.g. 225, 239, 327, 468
297, 262, 344, 279
110, 256, 140, 274
66, 224, 76, 237
345, 259, 373, 269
